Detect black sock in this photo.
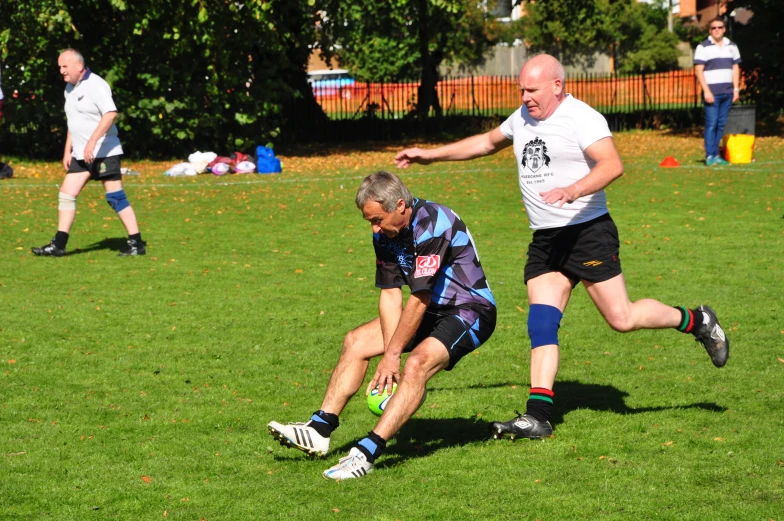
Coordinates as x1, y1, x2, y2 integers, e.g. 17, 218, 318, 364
308, 410, 339, 438
674, 306, 705, 334
129, 233, 142, 243
524, 387, 554, 423
355, 430, 387, 463
53, 231, 69, 250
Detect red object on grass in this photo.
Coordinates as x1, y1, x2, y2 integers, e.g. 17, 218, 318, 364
659, 156, 680, 167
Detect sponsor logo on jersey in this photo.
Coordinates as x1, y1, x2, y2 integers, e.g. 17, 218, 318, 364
522, 137, 551, 173
414, 254, 440, 278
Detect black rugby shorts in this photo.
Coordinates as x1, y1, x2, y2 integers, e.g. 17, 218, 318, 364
67, 155, 122, 181
524, 213, 622, 285
404, 307, 496, 371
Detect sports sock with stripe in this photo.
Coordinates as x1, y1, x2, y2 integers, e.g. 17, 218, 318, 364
524, 387, 554, 423
355, 431, 386, 463
308, 410, 339, 437
674, 306, 705, 334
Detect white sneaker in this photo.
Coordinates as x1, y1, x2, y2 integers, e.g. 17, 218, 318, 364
268, 420, 330, 456
322, 447, 374, 480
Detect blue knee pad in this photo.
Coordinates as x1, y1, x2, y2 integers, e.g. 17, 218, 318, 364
528, 304, 563, 349
106, 190, 130, 213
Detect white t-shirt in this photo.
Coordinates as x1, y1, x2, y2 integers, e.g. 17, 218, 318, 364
64, 70, 123, 159
499, 94, 612, 230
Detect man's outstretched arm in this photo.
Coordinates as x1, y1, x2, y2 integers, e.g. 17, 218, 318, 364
394, 128, 511, 169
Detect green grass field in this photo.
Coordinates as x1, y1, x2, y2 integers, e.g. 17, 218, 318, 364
1, 132, 783, 520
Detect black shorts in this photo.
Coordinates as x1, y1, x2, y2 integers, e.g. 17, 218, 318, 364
68, 155, 122, 181
524, 213, 622, 285
404, 307, 496, 371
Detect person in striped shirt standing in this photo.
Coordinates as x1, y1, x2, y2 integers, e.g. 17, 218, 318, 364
694, 17, 742, 166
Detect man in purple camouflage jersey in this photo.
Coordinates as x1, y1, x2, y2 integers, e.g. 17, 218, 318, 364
268, 171, 496, 479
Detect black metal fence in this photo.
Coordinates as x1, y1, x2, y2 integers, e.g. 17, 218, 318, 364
295, 69, 718, 141
310, 69, 706, 120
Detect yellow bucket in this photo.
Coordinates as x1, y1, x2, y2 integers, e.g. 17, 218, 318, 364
722, 134, 754, 164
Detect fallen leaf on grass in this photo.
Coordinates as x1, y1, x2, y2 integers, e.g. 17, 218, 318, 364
141, 476, 151, 483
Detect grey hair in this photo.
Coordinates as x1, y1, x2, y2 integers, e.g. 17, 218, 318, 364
355, 171, 414, 212
60, 48, 85, 66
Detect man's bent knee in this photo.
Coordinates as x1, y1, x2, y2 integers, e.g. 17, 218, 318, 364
341, 328, 377, 360
528, 304, 563, 348
58, 192, 77, 211
404, 340, 449, 379
605, 313, 635, 333
401, 353, 430, 381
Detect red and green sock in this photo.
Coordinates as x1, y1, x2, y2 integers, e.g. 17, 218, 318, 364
674, 306, 705, 334
525, 387, 554, 423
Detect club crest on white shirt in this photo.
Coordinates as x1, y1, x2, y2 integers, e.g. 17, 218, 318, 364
522, 137, 551, 173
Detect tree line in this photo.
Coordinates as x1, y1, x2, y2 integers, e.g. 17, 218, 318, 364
0, 0, 778, 159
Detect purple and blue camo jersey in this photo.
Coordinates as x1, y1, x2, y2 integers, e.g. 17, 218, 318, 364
373, 198, 496, 347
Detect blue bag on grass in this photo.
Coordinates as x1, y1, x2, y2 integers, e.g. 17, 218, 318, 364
256, 146, 282, 174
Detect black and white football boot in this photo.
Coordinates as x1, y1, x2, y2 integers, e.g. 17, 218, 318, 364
31, 240, 66, 257
692, 305, 729, 367
489, 411, 553, 440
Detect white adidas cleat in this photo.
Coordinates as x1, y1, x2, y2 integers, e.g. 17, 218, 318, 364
322, 447, 374, 480
268, 420, 330, 457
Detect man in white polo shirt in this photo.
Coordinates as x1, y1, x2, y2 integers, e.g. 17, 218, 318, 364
394, 54, 730, 440
694, 17, 742, 166
32, 48, 145, 257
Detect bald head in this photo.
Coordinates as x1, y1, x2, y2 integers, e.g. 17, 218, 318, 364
518, 54, 566, 120
520, 54, 565, 85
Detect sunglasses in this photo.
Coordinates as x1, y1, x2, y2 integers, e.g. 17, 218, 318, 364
710, 26, 725, 30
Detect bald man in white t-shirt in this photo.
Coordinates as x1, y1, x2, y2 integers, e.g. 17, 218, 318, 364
31, 48, 145, 257
394, 54, 730, 440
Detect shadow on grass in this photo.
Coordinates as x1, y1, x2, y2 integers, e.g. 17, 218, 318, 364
334, 379, 726, 468
373, 416, 489, 470
548, 380, 725, 426
69, 237, 129, 255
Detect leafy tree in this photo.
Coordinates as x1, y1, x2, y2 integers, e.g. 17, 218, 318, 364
603, 0, 681, 73
315, 0, 497, 117
730, 0, 783, 121
501, 0, 680, 73
0, 0, 75, 154
0, 0, 321, 158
